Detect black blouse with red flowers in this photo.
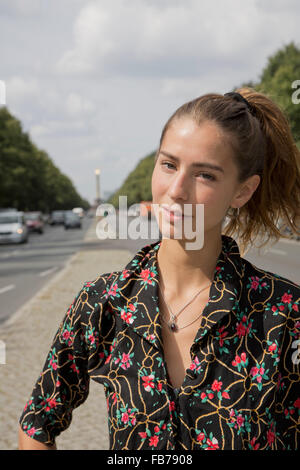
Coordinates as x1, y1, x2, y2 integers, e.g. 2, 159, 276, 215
19, 235, 300, 450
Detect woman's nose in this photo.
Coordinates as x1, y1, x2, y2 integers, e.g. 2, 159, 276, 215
167, 171, 190, 201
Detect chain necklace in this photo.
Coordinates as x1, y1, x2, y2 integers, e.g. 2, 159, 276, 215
158, 281, 212, 332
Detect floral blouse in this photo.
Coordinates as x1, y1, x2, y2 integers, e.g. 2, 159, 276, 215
19, 235, 300, 450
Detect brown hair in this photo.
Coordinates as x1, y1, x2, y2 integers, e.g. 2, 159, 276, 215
155, 88, 300, 254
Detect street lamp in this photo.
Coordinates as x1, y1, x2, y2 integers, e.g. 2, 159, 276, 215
95, 168, 101, 205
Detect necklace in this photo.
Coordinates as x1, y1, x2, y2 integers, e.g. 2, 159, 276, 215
158, 281, 212, 332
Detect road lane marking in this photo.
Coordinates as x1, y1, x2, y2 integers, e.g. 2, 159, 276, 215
39, 266, 58, 277
0, 284, 15, 294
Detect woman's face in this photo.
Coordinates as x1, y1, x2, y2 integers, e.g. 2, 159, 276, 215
151, 118, 254, 241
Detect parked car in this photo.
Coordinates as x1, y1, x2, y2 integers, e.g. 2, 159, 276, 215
64, 211, 82, 229
0, 211, 29, 244
24, 211, 44, 234
49, 210, 65, 225
72, 207, 84, 218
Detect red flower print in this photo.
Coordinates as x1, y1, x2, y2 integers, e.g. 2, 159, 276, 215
236, 322, 246, 338
236, 414, 244, 427
251, 277, 260, 290
49, 359, 57, 370
121, 310, 133, 324
197, 432, 205, 442
121, 412, 129, 423
222, 391, 230, 399
206, 437, 219, 450
139, 432, 147, 439
157, 382, 163, 391
294, 398, 300, 408
249, 437, 260, 450
149, 435, 159, 447
201, 392, 207, 400
267, 427, 276, 445
217, 326, 228, 346
268, 343, 277, 352
154, 425, 160, 433
140, 269, 155, 284
142, 374, 155, 392
70, 363, 79, 374
292, 303, 299, 312
169, 401, 176, 411
27, 427, 37, 437
250, 366, 259, 376
240, 352, 247, 362
212, 380, 222, 392
281, 292, 292, 304
108, 283, 118, 297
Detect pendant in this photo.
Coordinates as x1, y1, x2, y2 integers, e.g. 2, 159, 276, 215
169, 321, 177, 332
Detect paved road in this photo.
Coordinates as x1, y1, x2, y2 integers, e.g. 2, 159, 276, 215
244, 237, 299, 285
0, 217, 95, 324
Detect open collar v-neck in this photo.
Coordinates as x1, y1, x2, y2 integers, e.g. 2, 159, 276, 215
107, 235, 244, 353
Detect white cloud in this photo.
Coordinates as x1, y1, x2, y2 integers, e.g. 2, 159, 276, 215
65, 92, 95, 117
6, 76, 39, 102
55, 0, 298, 80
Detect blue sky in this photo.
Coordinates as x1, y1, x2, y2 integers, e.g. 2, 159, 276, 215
1, 0, 299, 204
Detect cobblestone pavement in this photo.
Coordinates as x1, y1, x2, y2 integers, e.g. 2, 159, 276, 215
0, 219, 132, 450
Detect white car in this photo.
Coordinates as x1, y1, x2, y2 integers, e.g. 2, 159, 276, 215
0, 211, 29, 244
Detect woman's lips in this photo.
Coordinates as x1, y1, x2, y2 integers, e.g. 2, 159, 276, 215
161, 206, 192, 222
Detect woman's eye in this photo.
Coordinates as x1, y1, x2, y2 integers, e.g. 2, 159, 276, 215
161, 162, 216, 181
161, 161, 175, 170
196, 173, 216, 181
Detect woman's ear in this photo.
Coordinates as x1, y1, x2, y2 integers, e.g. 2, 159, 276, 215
231, 174, 261, 209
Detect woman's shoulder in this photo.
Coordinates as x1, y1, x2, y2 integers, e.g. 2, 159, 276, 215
75, 240, 161, 307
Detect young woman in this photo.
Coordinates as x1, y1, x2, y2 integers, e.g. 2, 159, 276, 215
19, 89, 300, 450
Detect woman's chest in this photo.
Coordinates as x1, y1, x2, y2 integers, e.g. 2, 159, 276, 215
159, 296, 210, 388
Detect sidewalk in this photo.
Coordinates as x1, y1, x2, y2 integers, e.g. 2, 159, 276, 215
0, 219, 133, 450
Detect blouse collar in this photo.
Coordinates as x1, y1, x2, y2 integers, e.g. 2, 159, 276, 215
108, 235, 244, 353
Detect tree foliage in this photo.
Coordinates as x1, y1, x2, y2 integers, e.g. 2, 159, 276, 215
257, 42, 300, 142
0, 107, 89, 212
107, 152, 156, 208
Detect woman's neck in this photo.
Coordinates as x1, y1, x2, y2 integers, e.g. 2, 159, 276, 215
156, 232, 222, 298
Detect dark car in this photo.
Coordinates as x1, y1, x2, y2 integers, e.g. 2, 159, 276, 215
49, 210, 65, 225
64, 211, 82, 229
24, 211, 44, 234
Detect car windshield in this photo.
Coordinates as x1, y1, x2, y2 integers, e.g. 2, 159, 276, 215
25, 214, 39, 221
0, 215, 20, 224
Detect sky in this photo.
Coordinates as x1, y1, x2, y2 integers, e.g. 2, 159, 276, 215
1, 0, 300, 205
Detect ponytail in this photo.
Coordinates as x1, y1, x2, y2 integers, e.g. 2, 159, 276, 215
224, 87, 300, 254
157, 88, 300, 255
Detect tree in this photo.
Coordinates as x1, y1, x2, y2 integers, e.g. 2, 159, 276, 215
0, 107, 89, 212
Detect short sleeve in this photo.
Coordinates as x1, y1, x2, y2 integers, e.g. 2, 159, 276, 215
19, 284, 91, 446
